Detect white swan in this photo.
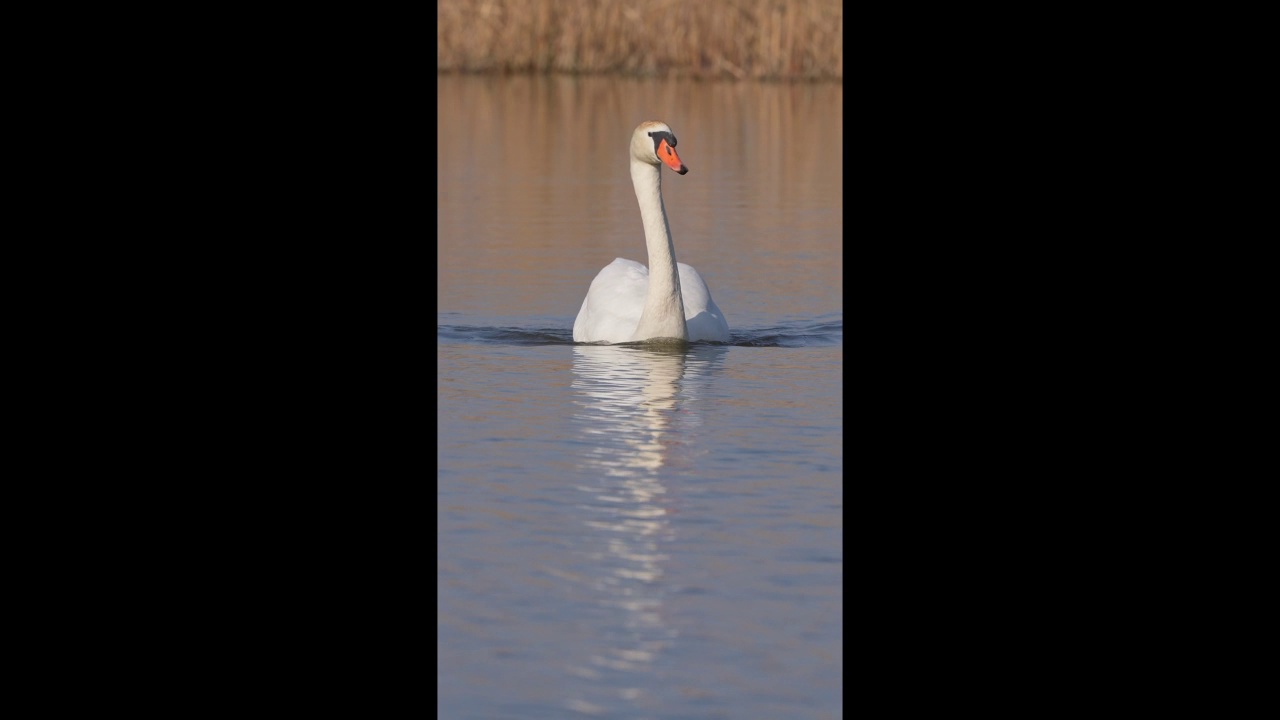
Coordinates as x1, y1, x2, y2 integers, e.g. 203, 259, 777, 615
573, 121, 729, 344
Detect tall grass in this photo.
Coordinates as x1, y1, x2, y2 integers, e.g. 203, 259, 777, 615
437, 0, 842, 81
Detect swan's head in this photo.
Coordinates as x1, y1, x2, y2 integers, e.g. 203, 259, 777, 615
632, 121, 688, 175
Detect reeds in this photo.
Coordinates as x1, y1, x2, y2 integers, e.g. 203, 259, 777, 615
437, 0, 842, 81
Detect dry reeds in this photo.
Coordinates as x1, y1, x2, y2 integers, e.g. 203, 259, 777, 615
437, 0, 842, 81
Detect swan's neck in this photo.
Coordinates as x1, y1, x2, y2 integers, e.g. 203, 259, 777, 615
630, 160, 687, 341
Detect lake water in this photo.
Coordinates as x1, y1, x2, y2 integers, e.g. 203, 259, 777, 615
438, 74, 843, 719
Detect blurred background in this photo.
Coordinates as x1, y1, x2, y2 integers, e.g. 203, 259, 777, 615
439, 0, 842, 81
437, 1, 842, 327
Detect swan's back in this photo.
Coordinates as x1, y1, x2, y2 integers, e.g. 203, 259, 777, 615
573, 259, 730, 343
573, 258, 648, 343
677, 263, 730, 342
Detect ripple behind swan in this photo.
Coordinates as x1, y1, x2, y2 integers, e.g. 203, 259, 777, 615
437, 312, 841, 348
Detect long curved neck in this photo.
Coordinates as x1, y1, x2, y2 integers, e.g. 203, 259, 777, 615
630, 159, 687, 341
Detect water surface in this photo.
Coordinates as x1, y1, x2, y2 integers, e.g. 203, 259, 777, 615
438, 74, 843, 720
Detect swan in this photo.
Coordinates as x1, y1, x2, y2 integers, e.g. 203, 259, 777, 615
573, 121, 730, 344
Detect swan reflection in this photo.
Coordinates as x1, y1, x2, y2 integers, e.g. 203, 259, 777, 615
564, 343, 725, 716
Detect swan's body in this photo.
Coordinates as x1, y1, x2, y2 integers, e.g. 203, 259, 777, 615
573, 121, 729, 344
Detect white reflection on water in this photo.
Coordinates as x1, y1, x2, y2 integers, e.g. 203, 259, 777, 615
565, 344, 724, 716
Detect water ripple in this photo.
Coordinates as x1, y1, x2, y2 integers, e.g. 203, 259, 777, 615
437, 314, 842, 348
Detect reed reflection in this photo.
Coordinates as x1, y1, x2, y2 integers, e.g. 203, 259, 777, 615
437, 74, 843, 322
564, 343, 724, 716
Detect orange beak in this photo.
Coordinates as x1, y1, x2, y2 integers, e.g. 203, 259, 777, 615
658, 139, 688, 175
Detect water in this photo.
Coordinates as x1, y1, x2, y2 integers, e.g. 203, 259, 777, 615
438, 74, 842, 719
